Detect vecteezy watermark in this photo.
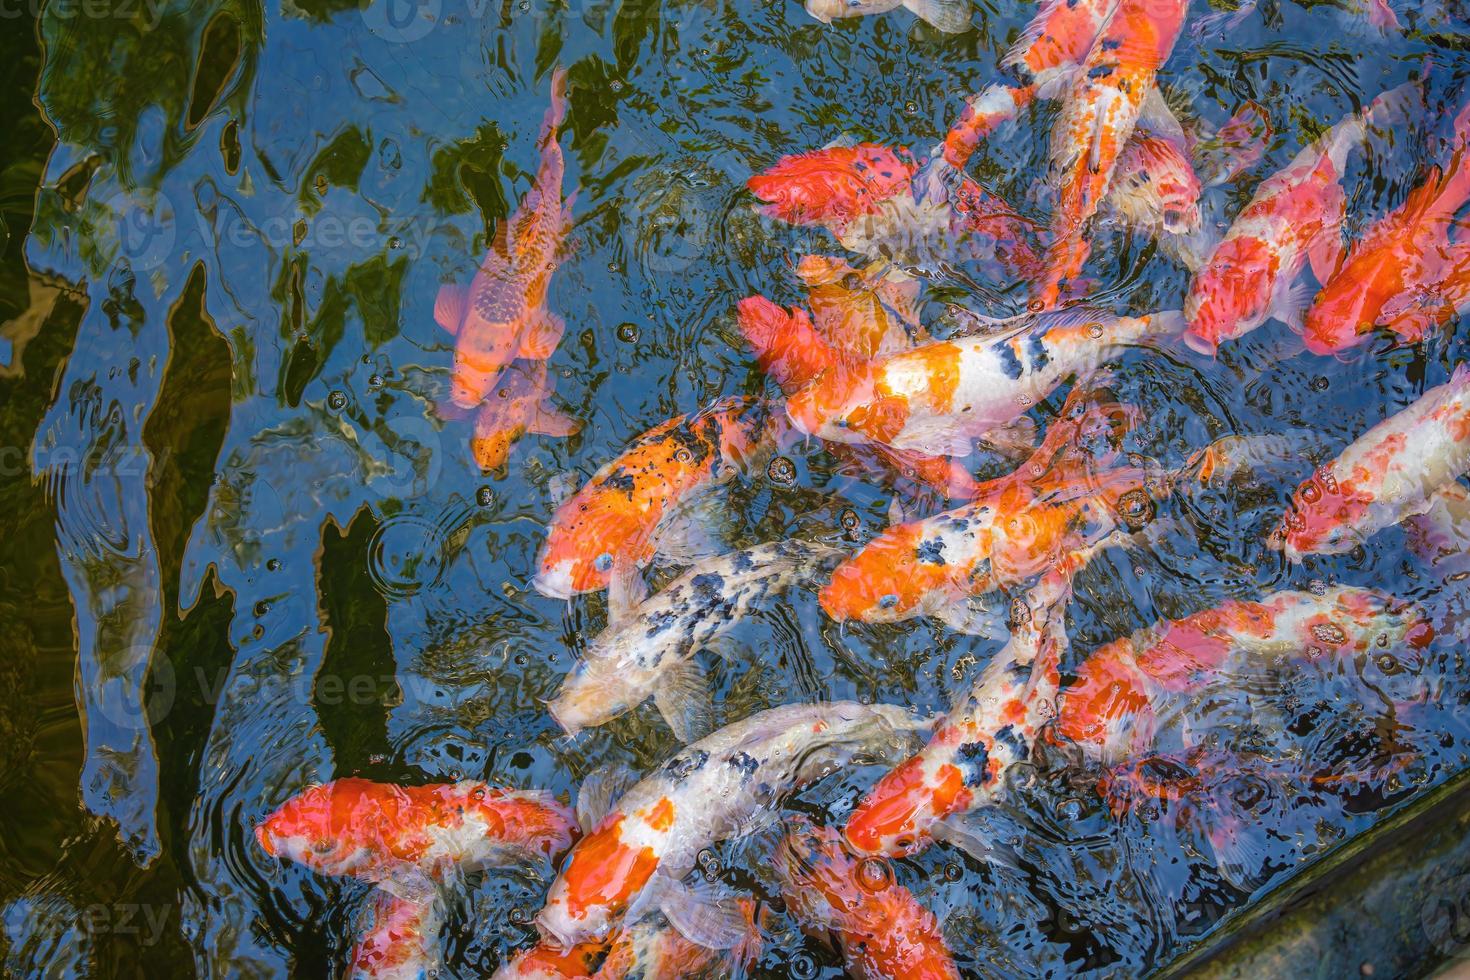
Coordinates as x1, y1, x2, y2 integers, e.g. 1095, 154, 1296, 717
362, 0, 442, 41
100, 190, 177, 274
90, 645, 177, 733
1420, 869, 1470, 958
0, 0, 168, 29
4, 900, 174, 947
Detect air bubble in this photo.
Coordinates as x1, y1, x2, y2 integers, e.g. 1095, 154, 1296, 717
476, 486, 494, 507
767, 455, 797, 486
266, 558, 282, 572
616, 322, 639, 343
327, 390, 348, 411
368, 373, 384, 388
857, 857, 893, 892
1310, 376, 1329, 391
840, 508, 860, 531
1028, 299, 1045, 313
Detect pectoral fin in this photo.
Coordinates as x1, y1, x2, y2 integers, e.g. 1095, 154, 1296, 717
1270, 278, 1317, 333
654, 659, 713, 744
647, 874, 754, 950
650, 489, 732, 563
519, 310, 566, 359
575, 764, 640, 833
607, 561, 649, 625
527, 400, 582, 437
929, 593, 1001, 636
977, 415, 1038, 460
902, 0, 973, 32
434, 284, 468, 334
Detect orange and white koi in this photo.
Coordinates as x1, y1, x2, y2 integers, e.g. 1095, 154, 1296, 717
1108, 130, 1207, 268
781, 307, 1182, 457
747, 144, 917, 238
493, 939, 607, 979
471, 359, 581, 471
595, 906, 762, 980
437, 69, 573, 409
548, 539, 842, 741
348, 892, 445, 980
533, 397, 773, 598
535, 701, 926, 949
1039, 0, 1189, 306
1184, 83, 1414, 354
1302, 101, 1470, 355
796, 254, 923, 360
778, 818, 960, 979
803, 0, 973, 32
255, 778, 578, 893
1051, 586, 1431, 761
844, 566, 1076, 858
1273, 364, 1470, 560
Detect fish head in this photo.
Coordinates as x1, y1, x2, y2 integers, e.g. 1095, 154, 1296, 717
255, 779, 394, 876
784, 362, 886, 444
535, 496, 639, 598
537, 817, 658, 950
819, 520, 961, 623
1270, 465, 1372, 559
1182, 237, 1275, 354
545, 658, 640, 737
1295, 585, 1434, 659
736, 296, 840, 392
803, 0, 904, 20
1300, 278, 1374, 355
747, 144, 914, 230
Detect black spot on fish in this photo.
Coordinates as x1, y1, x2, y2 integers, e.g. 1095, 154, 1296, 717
966, 557, 992, 584
956, 741, 992, 787
665, 749, 709, 779
727, 751, 760, 782
667, 422, 712, 467
996, 342, 1024, 380
993, 724, 1027, 758
916, 538, 947, 566
601, 470, 637, 495
1027, 332, 1050, 372
1088, 64, 1115, 79
690, 573, 724, 603
1101, 37, 1121, 50
731, 550, 757, 573
644, 609, 679, 639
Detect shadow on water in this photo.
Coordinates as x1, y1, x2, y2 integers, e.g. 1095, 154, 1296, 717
0, 0, 1467, 974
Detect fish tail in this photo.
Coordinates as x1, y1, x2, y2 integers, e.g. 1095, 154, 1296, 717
541, 67, 569, 144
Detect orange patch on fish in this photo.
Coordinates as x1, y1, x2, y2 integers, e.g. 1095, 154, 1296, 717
561, 818, 661, 922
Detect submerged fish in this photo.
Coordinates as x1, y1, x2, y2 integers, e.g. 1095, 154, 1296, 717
1302, 101, 1470, 355
471, 359, 581, 471
778, 818, 961, 979
348, 892, 445, 980
1107, 130, 1206, 267
844, 565, 1076, 858
1039, 0, 1189, 306
535, 701, 927, 949
493, 939, 607, 979
780, 308, 1181, 458
747, 144, 917, 235
803, 0, 973, 33
1052, 586, 1432, 760
437, 69, 574, 409
1184, 83, 1415, 354
796, 254, 923, 360
548, 539, 842, 742
595, 907, 761, 980
255, 778, 578, 895
1274, 365, 1470, 560
534, 397, 774, 598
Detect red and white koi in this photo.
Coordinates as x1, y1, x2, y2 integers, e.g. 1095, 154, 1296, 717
535, 701, 927, 949
780, 307, 1182, 457
778, 818, 961, 979
255, 778, 578, 894
533, 397, 774, 598
348, 892, 445, 980
1274, 365, 1470, 560
1184, 83, 1415, 354
437, 69, 573, 409
1302, 101, 1470, 355
1039, 0, 1189, 306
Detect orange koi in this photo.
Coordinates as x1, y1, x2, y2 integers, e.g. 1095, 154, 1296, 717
1184, 83, 1415, 354
1273, 364, 1470, 559
437, 69, 573, 409
348, 892, 444, 980
471, 360, 581, 471
1302, 101, 1470, 355
1039, 0, 1189, 307
747, 144, 916, 236
795, 254, 923, 360
533, 397, 772, 598
255, 778, 578, 889
493, 939, 607, 979
779, 819, 960, 979
1108, 130, 1204, 262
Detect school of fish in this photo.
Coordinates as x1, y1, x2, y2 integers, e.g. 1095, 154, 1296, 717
251, 0, 1470, 974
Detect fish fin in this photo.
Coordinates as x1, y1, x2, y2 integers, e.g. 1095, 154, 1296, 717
647, 874, 752, 950
930, 592, 1001, 636
1206, 817, 1271, 891
434, 284, 468, 334
519, 309, 566, 359
887, 495, 909, 526
944, 305, 1026, 340
1306, 222, 1346, 286
653, 659, 713, 744
1140, 86, 1187, 145
547, 469, 581, 508
876, 275, 924, 331
575, 765, 639, 833
930, 814, 1018, 868
821, 133, 860, 151
1404, 481, 1470, 565
1270, 278, 1316, 333
527, 400, 581, 437
977, 416, 1038, 460
901, 0, 972, 32
650, 489, 732, 563
607, 561, 648, 625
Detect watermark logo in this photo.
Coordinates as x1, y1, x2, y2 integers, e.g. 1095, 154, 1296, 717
91, 645, 177, 732
1421, 870, 1470, 958
101, 191, 176, 273
362, 0, 441, 42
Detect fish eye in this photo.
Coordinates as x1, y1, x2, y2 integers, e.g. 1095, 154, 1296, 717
878, 593, 899, 609
594, 553, 613, 572
835, 419, 849, 428
311, 839, 335, 854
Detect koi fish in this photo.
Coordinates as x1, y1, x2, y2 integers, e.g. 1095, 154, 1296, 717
255, 778, 578, 896
548, 539, 842, 742
1039, 0, 1189, 306
1107, 130, 1206, 269
1184, 83, 1415, 354
533, 397, 774, 598
747, 144, 916, 236
493, 939, 607, 979
348, 892, 445, 980
1302, 101, 1470, 355
781, 308, 1182, 458
595, 907, 762, 980
471, 360, 581, 471
535, 701, 928, 949
437, 69, 573, 409
1052, 586, 1431, 761
1192, 101, 1274, 187
817, 457, 1155, 635
844, 565, 1077, 858
803, 0, 973, 33
796, 255, 923, 360
1273, 365, 1470, 560
778, 818, 961, 979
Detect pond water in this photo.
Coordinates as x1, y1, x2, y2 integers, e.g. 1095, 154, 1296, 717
1, 0, 1469, 975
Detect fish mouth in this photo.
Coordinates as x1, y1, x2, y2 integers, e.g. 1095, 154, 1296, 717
254, 824, 277, 857
1180, 328, 1219, 357
532, 564, 576, 600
